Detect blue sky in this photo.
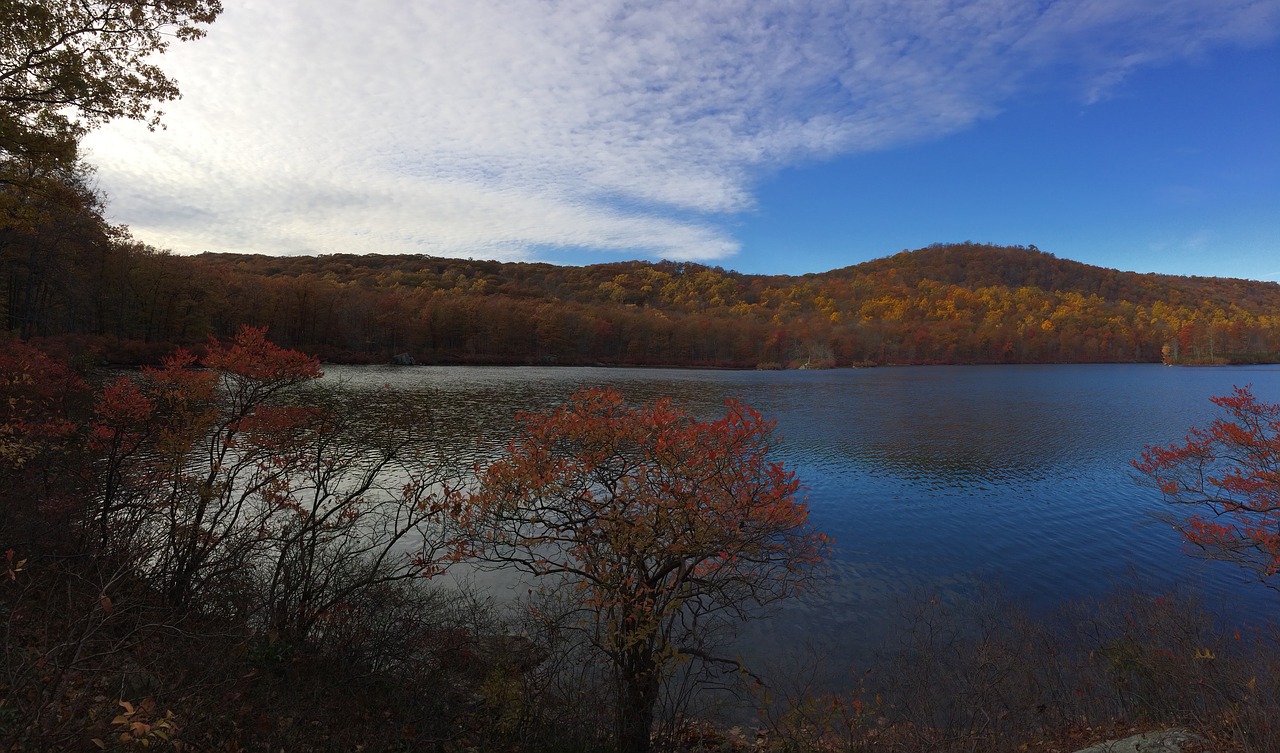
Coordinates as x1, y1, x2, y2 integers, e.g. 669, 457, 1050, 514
83, 0, 1280, 280
722, 44, 1280, 278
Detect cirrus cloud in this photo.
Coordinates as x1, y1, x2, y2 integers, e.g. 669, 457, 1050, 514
83, 0, 1280, 262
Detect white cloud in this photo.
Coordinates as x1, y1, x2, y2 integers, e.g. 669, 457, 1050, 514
82, 0, 1280, 262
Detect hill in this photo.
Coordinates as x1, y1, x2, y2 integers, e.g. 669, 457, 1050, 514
842, 243, 1278, 312
4, 235, 1279, 366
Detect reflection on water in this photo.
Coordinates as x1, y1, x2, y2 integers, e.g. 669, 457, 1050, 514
324, 363, 1280, 669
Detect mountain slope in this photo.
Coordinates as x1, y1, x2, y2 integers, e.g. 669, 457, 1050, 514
6, 240, 1278, 366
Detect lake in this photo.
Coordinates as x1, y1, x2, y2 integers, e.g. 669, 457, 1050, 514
322, 363, 1280, 675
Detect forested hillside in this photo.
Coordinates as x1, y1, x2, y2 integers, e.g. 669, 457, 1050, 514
4, 207, 1279, 367
1, 85, 1276, 369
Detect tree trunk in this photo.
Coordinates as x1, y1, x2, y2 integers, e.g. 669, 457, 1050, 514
615, 651, 659, 753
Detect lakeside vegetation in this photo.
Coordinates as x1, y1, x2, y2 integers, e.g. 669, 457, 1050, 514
5, 328, 1280, 753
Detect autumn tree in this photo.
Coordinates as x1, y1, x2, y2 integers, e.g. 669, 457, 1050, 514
0, 161, 117, 337
0, 0, 221, 170
2, 329, 475, 749
458, 387, 829, 753
1135, 386, 1280, 586
0, 337, 85, 550
89, 326, 457, 637
1, 0, 222, 364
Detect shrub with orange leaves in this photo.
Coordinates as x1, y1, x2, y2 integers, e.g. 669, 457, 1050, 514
87, 326, 455, 638
1135, 386, 1280, 586
459, 387, 830, 753
0, 338, 83, 472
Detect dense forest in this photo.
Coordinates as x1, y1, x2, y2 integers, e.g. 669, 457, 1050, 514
5, 202, 1280, 367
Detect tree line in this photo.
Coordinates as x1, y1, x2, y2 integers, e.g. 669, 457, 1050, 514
4, 9, 1276, 373
5, 0, 1280, 372
6, 231, 1280, 367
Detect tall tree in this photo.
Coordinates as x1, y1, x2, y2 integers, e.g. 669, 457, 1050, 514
458, 387, 829, 753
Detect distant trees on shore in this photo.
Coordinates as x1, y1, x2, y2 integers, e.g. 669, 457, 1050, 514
5, 237, 1280, 368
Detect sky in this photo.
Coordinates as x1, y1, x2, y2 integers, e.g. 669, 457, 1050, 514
82, 0, 1280, 280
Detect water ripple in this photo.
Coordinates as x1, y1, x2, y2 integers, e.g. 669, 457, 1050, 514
322, 363, 1280, 659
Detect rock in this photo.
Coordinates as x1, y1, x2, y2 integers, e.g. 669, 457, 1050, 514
391, 352, 415, 366
1070, 728, 1202, 753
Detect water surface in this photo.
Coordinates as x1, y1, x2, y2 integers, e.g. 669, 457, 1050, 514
324, 363, 1280, 671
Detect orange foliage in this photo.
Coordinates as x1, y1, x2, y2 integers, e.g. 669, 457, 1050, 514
7, 228, 1280, 366
1135, 387, 1280, 583
459, 387, 829, 753
0, 339, 83, 470
84, 325, 452, 636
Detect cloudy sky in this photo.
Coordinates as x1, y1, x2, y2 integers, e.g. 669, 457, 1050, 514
83, 0, 1280, 278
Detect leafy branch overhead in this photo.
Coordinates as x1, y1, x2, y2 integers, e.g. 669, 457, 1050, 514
0, 0, 222, 167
